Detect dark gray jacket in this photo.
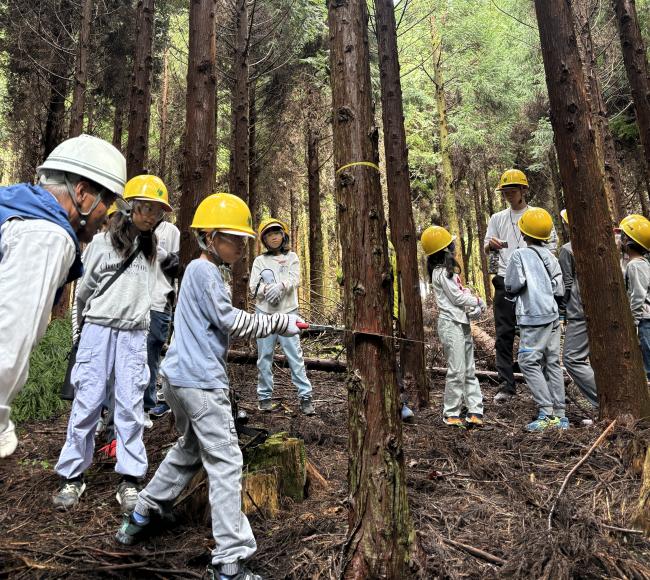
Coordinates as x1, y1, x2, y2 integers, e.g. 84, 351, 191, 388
558, 242, 584, 320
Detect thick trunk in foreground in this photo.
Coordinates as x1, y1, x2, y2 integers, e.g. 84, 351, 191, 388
126, 0, 155, 177
307, 123, 324, 316
327, 1, 417, 577
228, 0, 250, 311
612, 0, 650, 190
68, 0, 93, 138
177, 0, 217, 271
534, 0, 650, 420
375, 0, 428, 408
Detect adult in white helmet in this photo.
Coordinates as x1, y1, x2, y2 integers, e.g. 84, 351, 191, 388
0, 134, 127, 459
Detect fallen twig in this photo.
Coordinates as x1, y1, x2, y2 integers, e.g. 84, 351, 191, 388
547, 419, 617, 531
442, 537, 506, 565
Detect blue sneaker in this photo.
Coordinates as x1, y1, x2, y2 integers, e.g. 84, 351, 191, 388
149, 402, 171, 418
555, 417, 570, 430
401, 404, 415, 423
115, 511, 150, 545
525, 413, 560, 432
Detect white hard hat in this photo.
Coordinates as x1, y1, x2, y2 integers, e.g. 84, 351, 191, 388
37, 134, 127, 197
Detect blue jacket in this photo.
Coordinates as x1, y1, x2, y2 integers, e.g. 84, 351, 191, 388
0, 183, 83, 288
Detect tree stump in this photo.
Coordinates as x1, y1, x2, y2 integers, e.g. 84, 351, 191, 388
242, 470, 280, 518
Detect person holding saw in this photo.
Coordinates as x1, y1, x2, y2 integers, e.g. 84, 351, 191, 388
249, 218, 315, 415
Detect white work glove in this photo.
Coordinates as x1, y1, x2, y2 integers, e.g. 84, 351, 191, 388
156, 245, 168, 262
281, 314, 304, 337
265, 283, 284, 305
468, 305, 482, 320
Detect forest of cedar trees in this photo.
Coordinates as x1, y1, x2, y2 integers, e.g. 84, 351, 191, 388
2, 0, 650, 578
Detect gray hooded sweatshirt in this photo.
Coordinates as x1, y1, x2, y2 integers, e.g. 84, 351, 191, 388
505, 245, 564, 326
75, 232, 155, 331
558, 242, 584, 320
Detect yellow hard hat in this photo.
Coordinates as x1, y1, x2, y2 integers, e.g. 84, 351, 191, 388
560, 209, 568, 225
620, 214, 650, 251
106, 202, 118, 217
420, 226, 454, 256
518, 207, 553, 241
499, 169, 529, 189
191, 192, 255, 237
258, 217, 289, 238
123, 175, 172, 212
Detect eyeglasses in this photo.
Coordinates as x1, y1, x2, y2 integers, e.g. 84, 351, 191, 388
133, 201, 165, 219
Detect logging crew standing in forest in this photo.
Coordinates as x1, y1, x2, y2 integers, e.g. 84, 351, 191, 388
115, 194, 305, 580
0, 134, 126, 459
484, 169, 557, 403
558, 209, 598, 408
620, 214, 650, 378
505, 208, 566, 432
249, 218, 315, 415
422, 225, 486, 428
53, 175, 170, 512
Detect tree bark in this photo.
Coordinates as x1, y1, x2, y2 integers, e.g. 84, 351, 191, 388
430, 16, 463, 272
473, 175, 492, 303
177, 0, 217, 272
158, 47, 170, 183
374, 0, 428, 408
534, 0, 650, 419
42, 71, 69, 160
126, 0, 155, 177
575, 4, 626, 222
248, 79, 259, 270
612, 0, 650, 191
68, 0, 93, 138
112, 106, 124, 151
307, 121, 324, 316
228, 0, 250, 311
327, 1, 417, 577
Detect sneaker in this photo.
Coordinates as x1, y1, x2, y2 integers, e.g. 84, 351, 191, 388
116, 479, 140, 513
95, 416, 106, 437
143, 414, 153, 429
465, 413, 484, 428
149, 402, 171, 418
98, 439, 117, 460
494, 387, 516, 403
443, 416, 465, 428
554, 417, 570, 430
53, 478, 86, 510
299, 397, 316, 416
525, 413, 560, 432
258, 399, 277, 412
401, 404, 415, 423
206, 563, 263, 580
115, 511, 150, 546
0, 420, 18, 458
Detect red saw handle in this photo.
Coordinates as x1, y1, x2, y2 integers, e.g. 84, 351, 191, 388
296, 322, 310, 330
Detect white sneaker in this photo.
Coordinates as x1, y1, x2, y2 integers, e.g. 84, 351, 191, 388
0, 420, 18, 458
53, 479, 86, 510
143, 415, 153, 429
95, 416, 106, 436
116, 480, 140, 513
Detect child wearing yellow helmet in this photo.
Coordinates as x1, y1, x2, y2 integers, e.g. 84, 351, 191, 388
505, 208, 567, 432
421, 226, 486, 428
620, 214, 650, 378
115, 193, 303, 580
250, 217, 314, 415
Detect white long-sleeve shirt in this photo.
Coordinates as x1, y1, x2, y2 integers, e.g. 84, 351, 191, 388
625, 257, 650, 323
249, 251, 301, 314
431, 267, 481, 324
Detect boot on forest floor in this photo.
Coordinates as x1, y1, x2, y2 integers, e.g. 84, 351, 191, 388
494, 383, 516, 403
299, 396, 316, 415
258, 399, 278, 412
206, 562, 264, 580
443, 416, 465, 428
465, 413, 484, 428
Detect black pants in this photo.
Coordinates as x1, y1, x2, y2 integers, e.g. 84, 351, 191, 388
492, 275, 517, 392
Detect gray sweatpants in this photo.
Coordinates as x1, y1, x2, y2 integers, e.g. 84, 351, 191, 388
518, 321, 565, 417
563, 319, 598, 407
438, 317, 483, 416
55, 323, 149, 479
135, 381, 256, 568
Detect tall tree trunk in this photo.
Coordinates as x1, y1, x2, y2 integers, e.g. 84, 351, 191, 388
159, 47, 170, 182
612, 0, 650, 190
68, 0, 93, 138
575, 4, 626, 222
327, 1, 417, 577
248, 79, 258, 270
126, 0, 155, 177
375, 0, 428, 408
534, 0, 650, 419
483, 159, 495, 216
178, 0, 217, 271
307, 122, 324, 316
430, 16, 463, 272
112, 106, 124, 151
473, 175, 492, 303
228, 0, 250, 311
289, 189, 298, 253
42, 71, 69, 159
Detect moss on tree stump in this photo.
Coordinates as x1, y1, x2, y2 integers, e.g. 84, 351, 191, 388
244, 432, 306, 501
242, 470, 280, 517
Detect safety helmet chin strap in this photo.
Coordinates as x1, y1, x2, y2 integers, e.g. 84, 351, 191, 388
194, 230, 224, 265
65, 174, 103, 227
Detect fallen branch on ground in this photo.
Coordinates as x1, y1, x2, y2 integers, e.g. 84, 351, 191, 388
442, 537, 506, 565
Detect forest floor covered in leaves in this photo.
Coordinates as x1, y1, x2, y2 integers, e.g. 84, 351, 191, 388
2, 325, 650, 579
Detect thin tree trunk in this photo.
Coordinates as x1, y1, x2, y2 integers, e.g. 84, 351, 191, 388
534, 0, 650, 420
289, 188, 298, 253
159, 47, 170, 182
473, 176, 492, 303
327, 1, 416, 577
612, 0, 650, 190
307, 122, 324, 315
178, 0, 217, 271
112, 106, 124, 151
483, 160, 495, 216
42, 71, 69, 159
228, 0, 250, 311
575, 3, 625, 222
375, 0, 428, 408
68, 0, 93, 138
430, 16, 463, 272
248, 79, 259, 270
126, 0, 155, 177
